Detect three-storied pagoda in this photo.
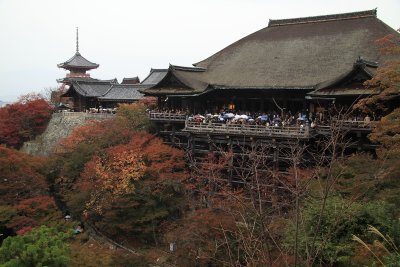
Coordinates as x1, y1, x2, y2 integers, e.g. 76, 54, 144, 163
58, 28, 145, 111
57, 28, 99, 79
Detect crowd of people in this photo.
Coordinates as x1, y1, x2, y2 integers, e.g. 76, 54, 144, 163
152, 108, 375, 129
188, 111, 315, 128
87, 107, 117, 114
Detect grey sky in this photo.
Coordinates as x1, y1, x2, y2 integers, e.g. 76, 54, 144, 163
0, 0, 399, 102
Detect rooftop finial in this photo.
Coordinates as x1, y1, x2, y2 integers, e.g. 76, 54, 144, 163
76, 27, 79, 53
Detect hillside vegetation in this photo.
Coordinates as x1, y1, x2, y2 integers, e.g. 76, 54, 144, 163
0, 35, 400, 266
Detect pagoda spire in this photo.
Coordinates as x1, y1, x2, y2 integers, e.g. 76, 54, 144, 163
57, 27, 99, 79
76, 27, 79, 53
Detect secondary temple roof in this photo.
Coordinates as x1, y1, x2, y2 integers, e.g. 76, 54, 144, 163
98, 84, 146, 101
142, 9, 399, 96
62, 78, 145, 101
141, 69, 168, 85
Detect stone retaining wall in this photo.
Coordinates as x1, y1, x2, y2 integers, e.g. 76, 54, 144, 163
21, 112, 114, 156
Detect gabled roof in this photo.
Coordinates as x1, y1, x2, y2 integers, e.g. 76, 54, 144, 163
140, 65, 209, 95
57, 52, 99, 70
99, 84, 145, 101
141, 68, 168, 85
61, 78, 147, 101
142, 9, 399, 96
67, 80, 113, 97
121, 77, 140, 84
309, 58, 380, 96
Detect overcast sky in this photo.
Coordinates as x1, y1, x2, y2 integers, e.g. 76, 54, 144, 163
0, 0, 399, 102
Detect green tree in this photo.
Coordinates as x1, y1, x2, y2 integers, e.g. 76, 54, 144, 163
0, 225, 71, 267
284, 197, 398, 266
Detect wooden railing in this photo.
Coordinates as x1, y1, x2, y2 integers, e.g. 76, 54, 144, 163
148, 112, 377, 137
149, 112, 187, 122
184, 121, 312, 138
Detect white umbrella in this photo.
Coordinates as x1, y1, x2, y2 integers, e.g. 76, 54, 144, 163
239, 114, 249, 119
224, 113, 235, 118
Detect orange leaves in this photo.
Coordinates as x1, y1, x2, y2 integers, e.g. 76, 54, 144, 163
81, 152, 145, 215
15, 196, 56, 215
59, 116, 138, 153
375, 33, 400, 55
79, 132, 186, 216
369, 107, 400, 147
355, 33, 400, 114
59, 120, 112, 151
53, 106, 186, 240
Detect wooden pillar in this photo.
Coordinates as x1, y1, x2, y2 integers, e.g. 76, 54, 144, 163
227, 136, 233, 184
273, 139, 278, 170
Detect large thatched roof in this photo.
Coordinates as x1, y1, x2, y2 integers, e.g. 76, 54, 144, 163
142, 9, 399, 96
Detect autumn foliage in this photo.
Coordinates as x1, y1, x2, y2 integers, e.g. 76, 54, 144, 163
0, 146, 60, 236
75, 133, 185, 240
355, 33, 400, 114
49, 103, 187, 243
0, 93, 53, 148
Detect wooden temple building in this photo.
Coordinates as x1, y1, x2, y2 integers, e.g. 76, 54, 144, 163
57, 28, 146, 111
142, 10, 395, 114
139, 10, 399, 164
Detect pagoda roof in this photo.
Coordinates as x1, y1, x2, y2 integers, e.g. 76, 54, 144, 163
57, 77, 117, 84
57, 51, 99, 70
142, 9, 399, 96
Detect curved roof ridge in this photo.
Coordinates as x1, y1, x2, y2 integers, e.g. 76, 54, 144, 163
170, 64, 206, 72
268, 9, 377, 27
150, 68, 168, 72
102, 84, 115, 97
